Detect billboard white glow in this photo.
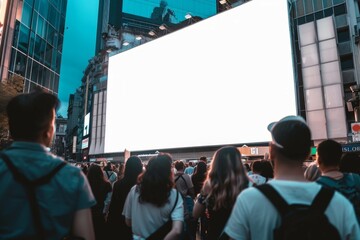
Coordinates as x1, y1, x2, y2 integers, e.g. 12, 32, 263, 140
105, 0, 297, 153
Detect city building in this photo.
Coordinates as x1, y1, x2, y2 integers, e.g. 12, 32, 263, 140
66, 0, 226, 162
52, 115, 66, 157
0, 0, 67, 149
288, 0, 360, 148
0, 0, 67, 94
65, 88, 82, 161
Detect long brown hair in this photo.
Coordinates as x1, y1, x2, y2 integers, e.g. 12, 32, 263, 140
207, 146, 248, 210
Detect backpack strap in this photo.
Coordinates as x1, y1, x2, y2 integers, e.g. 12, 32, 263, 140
175, 174, 189, 189
255, 184, 289, 216
256, 184, 335, 216
310, 187, 335, 213
0, 152, 66, 240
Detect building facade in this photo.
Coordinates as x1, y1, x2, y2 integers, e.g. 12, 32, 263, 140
289, 0, 360, 145
0, 0, 67, 94
69, 0, 360, 161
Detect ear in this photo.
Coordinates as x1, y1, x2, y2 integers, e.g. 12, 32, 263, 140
269, 142, 276, 160
41, 121, 55, 147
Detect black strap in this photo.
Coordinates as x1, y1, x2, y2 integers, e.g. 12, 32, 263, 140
175, 174, 189, 189
106, 171, 113, 179
256, 184, 289, 216
171, 190, 180, 214
256, 184, 335, 217
145, 190, 180, 240
0, 152, 66, 240
310, 186, 335, 213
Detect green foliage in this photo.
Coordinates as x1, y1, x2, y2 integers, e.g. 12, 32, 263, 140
0, 76, 24, 150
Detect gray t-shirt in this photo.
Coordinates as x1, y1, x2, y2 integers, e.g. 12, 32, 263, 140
123, 186, 184, 239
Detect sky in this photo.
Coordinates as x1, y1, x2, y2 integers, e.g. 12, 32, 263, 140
57, 0, 99, 117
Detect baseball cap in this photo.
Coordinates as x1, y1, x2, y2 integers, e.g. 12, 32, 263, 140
267, 115, 312, 159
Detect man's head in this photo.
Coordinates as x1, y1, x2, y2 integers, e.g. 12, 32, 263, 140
268, 115, 311, 162
317, 139, 342, 168
6, 90, 60, 147
174, 160, 185, 171
199, 156, 207, 162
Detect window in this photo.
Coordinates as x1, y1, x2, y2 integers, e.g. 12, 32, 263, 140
21, 3, 32, 28
39, 0, 49, 18
14, 51, 27, 76
36, 16, 46, 38
337, 28, 350, 43
334, 4, 346, 16
333, 0, 345, 5
45, 43, 52, 67
28, 32, 35, 57
304, 0, 313, 14
340, 54, 354, 70
18, 24, 30, 53
313, 0, 323, 11
322, 0, 332, 8
296, 0, 305, 17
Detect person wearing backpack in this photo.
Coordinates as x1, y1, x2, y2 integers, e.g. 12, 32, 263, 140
316, 139, 360, 224
224, 115, 359, 240
174, 160, 196, 240
0, 90, 96, 240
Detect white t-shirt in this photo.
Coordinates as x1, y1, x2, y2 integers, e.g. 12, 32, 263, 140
123, 186, 184, 239
248, 173, 267, 186
225, 180, 360, 240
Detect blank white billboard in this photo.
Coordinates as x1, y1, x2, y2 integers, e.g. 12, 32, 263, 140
105, 0, 297, 153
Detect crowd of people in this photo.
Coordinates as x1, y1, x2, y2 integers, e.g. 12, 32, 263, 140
1, 90, 360, 240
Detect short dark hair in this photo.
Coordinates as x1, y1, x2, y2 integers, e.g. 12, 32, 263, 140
199, 156, 207, 161
174, 160, 185, 171
6, 90, 60, 141
268, 116, 311, 161
317, 139, 342, 167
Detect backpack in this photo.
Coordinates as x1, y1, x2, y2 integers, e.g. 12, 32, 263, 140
256, 184, 341, 240
317, 173, 360, 223
0, 152, 78, 240
175, 174, 194, 218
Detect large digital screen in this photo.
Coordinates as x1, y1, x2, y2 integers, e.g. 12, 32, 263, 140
106, 0, 297, 153
123, 0, 216, 24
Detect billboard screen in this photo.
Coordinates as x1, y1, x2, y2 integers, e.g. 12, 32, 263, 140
106, 0, 297, 153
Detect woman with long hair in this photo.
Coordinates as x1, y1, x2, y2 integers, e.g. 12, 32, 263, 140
87, 164, 112, 240
191, 161, 208, 196
193, 146, 249, 240
123, 153, 184, 239
107, 156, 143, 239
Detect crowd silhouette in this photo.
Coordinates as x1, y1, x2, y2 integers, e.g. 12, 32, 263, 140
1, 90, 360, 240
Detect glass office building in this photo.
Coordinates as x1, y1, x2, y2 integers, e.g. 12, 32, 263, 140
0, 0, 67, 94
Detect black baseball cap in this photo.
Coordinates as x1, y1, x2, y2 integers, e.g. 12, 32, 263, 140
267, 116, 312, 159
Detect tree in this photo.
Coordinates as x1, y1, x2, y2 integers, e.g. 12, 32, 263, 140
0, 75, 24, 149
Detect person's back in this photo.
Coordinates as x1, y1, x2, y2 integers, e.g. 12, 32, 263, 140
184, 162, 194, 176
193, 146, 249, 240
103, 162, 117, 185
224, 116, 359, 240
0, 90, 96, 240
316, 139, 360, 224
107, 156, 143, 240
123, 153, 184, 239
